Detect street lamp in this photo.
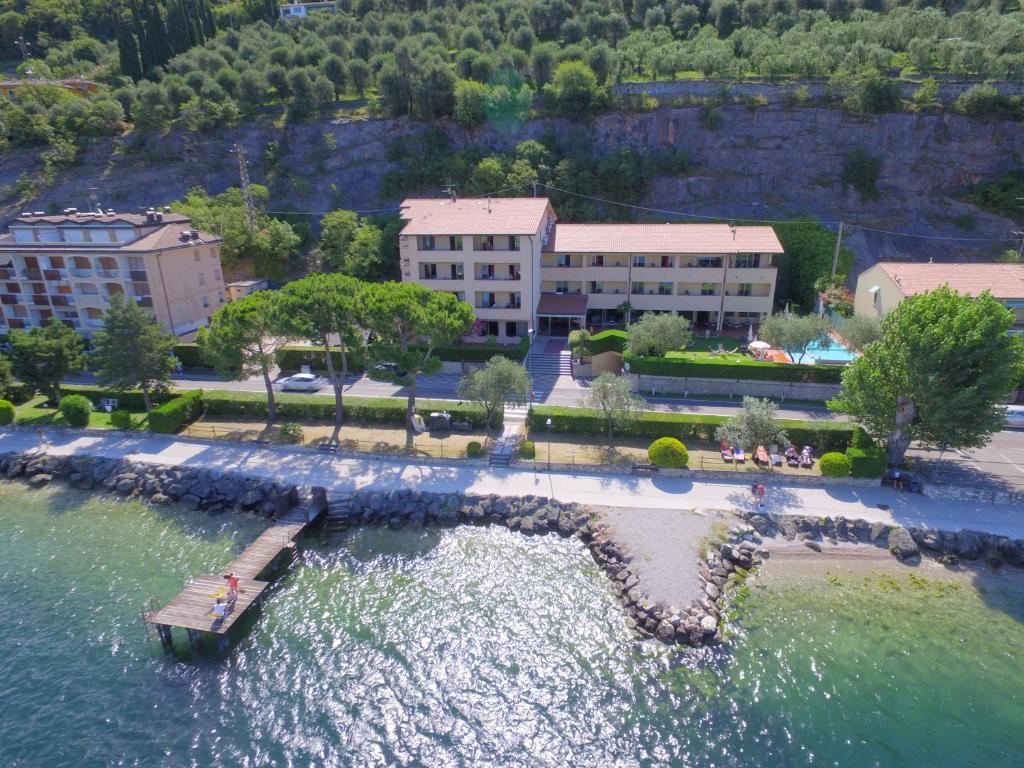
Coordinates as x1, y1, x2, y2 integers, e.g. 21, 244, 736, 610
546, 417, 552, 471
527, 326, 535, 383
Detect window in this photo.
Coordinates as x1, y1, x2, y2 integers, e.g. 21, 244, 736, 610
590, 281, 604, 294
451, 263, 464, 280
481, 264, 495, 279
592, 254, 604, 267
214, 269, 222, 282
451, 291, 465, 301
506, 321, 518, 337
218, 292, 225, 303
194, 250, 200, 262
127, 256, 144, 270
737, 283, 752, 296
202, 296, 209, 308
631, 283, 643, 295
480, 292, 495, 308
701, 282, 717, 296
421, 263, 438, 279
198, 273, 206, 286
660, 255, 673, 268
478, 235, 495, 251
698, 256, 721, 268
633, 255, 646, 267
556, 253, 570, 267
734, 254, 758, 268
418, 235, 436, 251
658, 282, 673, 295
555, 280, 568, 294
79, 283, 99, 295
448, 235, 463, 251
509, 236, 520, 251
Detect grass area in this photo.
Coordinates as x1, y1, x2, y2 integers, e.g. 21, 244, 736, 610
13, 395, 149, 429
526, 432, 823, 475
683, 335, 743, 353
187, 417, 497, 459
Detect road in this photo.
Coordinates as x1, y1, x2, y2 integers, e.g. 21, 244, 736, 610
69, 370, 839, 422
907, 430, 1024, 491
4, 429, 1023, 539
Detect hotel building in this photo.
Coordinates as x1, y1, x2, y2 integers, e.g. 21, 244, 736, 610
0, 208, 226, 336
399, 197, 783, 340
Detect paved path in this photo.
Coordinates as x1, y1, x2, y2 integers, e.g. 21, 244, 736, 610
2, 429, 1022, 538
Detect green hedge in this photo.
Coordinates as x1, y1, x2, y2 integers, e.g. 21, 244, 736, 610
149, 390, 203, 434
173, 343, 206, 369
624, 354, 843, 383
275, 346, 368, 374
434, 335, 529, 362
846, 426, 888, 477
202, 390, 494, 428
60, 384, 172, 411
588, 330, 627, 355
527, 405, 855, 452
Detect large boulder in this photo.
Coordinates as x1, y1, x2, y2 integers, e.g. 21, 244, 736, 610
955, 530, 984, 560
887, 527, 920, 561
655, 619, 676, 643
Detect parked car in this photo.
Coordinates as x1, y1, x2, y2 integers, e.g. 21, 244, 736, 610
373, 362, 409, 378
1006, 405, 1024, 430
276, 373, 322, 392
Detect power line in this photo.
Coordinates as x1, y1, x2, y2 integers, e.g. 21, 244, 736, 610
538, 183, 1019, 244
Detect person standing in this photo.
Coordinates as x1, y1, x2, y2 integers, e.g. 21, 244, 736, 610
756, 483, 767, 508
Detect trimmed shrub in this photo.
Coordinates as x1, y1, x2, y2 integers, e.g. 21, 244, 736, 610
0, 399, 14, 425
59, 394, 93, 427
648, 437, 689, 468
527, 405, 855, 452
172, 343, 206, 369
846, 427, 887, 477
623, 354, 843, 383
466, 440, 484, 458
277, 422, 303, 444
519, 440, 536, 459
59, 384, 172, 412
148, 390, 203, 434
819, 451, 852, 478
201, 390, 494, 428
109, 409, 133, 429
274, 337, 527, 373
588, 329, 627, 355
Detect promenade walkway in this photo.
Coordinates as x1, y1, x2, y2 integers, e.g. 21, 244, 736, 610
2, 429, 1022, 538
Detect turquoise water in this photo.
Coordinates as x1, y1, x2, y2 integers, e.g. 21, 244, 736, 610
804, 337, 858, 364
1, 483, 1022, 766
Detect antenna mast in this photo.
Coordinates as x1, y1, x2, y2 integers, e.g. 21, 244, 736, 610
234, 143, 256, 232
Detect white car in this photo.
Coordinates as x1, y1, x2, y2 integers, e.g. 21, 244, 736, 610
276, 373, 322, 392
1006, 405, 1024, 430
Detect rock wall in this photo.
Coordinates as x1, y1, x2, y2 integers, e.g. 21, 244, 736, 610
2, 105, 1020, 269
626, 372, 842, 400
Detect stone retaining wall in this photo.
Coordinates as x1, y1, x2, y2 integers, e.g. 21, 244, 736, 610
326, 489, 763, 648
741, 510, 1024, 567
626, 372, 841, 400
923, 483, 1024, 506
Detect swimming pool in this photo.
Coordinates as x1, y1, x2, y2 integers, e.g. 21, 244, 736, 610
804, 337, 858, 364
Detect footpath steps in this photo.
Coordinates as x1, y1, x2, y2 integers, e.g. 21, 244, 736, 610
488, 401, 530, 466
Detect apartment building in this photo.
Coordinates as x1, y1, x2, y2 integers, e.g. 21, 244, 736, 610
399, 197, 783, 341
0, 207, 226, 336
854, 261, 1024, 332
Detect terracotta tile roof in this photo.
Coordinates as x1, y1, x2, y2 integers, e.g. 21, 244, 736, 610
544, 223, 783, 254
537, 292, 588, 316
400, 197, 552, 236
876, 262, 1024, 300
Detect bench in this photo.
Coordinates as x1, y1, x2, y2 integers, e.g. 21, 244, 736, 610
632, 463, 660, 476
316, 443, 340, 454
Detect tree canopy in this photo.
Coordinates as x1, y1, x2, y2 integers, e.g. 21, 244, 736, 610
91, 293, 177, 412
8, 318, 86, 404
759, 314, 832, 363
457, 356, 532, 428
715, 396, 788, 450
583, 371, 641, 440
625, 313, 693, 357
829, 287, 1024, 464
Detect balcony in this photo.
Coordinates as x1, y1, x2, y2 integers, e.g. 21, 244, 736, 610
43, 269, 67, 281
70, 268, 92, 278
129, 270, 148, 282
32, 295, 49, 306
22, 269, 42, 281
96, 269, 119, 278
723, 295, 773, 312
0, 268, 13, 280
135, 296, 154, 308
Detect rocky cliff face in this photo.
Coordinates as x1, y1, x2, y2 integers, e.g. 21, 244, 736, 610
2, 105, 1019, 269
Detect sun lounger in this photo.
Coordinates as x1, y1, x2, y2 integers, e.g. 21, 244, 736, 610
769, 444, 783, 467
734, 447, 746, 463
720, 440, 734, 463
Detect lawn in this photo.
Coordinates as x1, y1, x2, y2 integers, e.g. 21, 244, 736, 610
186, 417, 498, 459
13, 395, 149, 429
526, 432, 823, 475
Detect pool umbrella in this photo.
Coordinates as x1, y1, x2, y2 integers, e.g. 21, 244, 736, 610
748, 340, 771, 350
747, 323, 754, 342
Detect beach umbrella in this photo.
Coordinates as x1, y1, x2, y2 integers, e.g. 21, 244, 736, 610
747, 322, 754, 342
749, 340, 771, 350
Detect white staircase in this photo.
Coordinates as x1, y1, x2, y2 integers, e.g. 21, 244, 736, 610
489, 401, 529, 466
525, 346, 572, 379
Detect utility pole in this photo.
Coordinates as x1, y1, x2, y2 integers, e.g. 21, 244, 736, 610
442, 182, 457, 203
234, 144, 256, 233
830, 221, 845, 278
15, 36, 30, 62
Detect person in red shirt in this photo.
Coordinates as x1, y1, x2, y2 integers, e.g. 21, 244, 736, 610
224, 572, 240, 602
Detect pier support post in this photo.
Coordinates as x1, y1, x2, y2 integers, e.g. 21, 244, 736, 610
187, 628, 203, 653
156, 624, 173, 651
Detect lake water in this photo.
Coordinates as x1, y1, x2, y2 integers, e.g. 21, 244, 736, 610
1, 483, 1022, 767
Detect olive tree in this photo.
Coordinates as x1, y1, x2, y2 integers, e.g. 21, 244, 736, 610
625, 313, 693, 357
8, 318, 86, 405
759, 314, 832, 363
715, 396, 788, 450
457, 356, 532, 428
584, 372, 642, 440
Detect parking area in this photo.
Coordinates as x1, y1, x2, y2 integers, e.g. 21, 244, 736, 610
907, 430, 1024, 490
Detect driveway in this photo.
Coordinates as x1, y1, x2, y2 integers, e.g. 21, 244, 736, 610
907, 430, 1024, 491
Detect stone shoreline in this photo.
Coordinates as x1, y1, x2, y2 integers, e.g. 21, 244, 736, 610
0, 449, 756, 649
739, 510, 1024, 569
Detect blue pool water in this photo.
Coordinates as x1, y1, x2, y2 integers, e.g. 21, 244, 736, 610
804, 337, 858, 364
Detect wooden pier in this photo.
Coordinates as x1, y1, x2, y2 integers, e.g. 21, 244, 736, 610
148, 500, 325, 651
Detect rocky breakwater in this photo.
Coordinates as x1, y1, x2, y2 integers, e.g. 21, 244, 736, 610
327, 490, 762, 648
741, 510, 1024, 570
0, 450, 299, 517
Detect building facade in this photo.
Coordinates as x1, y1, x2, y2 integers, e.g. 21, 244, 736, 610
0, 208, 226, 336
854, 262, 1024, 332
399, 197, 782, 341
226, 278, 269, 301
